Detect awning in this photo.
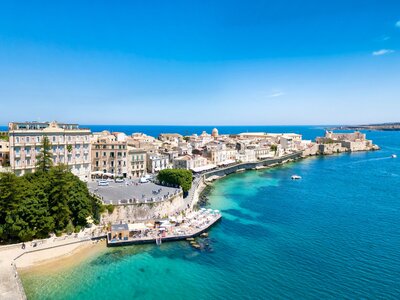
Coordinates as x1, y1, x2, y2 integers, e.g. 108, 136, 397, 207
190, 164, 217, 173
91, 171, 103, 175
128, 223, 148, 231
217, 159, 236, 166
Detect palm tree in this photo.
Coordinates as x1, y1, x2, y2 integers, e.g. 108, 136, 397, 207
270, 144, 278, 157
36, 136, 53, 172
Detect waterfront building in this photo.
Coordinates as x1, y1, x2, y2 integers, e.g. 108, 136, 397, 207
91, 131, 128, 177
127, 147, 147, 178
147, 154, 170, 173
8, 121, 91, 180
316, 131, 374, 152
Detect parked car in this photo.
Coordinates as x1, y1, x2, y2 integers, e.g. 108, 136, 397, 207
98, 180, 109, 186
115, 178, 124, 183
139, 177, 149, 183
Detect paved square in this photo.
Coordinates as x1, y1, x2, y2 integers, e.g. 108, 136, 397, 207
87, 180, 181, 205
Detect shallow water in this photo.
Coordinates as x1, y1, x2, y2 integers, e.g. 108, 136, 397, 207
20, 129, 400, 299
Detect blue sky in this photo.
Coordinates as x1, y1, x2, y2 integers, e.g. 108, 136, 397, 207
0, 1, 399, 125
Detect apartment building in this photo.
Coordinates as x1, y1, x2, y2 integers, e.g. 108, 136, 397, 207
147, 154, 169, 173
127, 147, 147, 178
91, 131, 128, 177
8, 121, 91, 180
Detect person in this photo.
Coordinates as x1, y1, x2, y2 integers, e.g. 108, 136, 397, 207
21, 242, 25, 250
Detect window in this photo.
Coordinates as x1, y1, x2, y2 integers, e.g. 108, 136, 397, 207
103, 152, 106, 157
96, 152, 99, 158
16, 137, 20, 143
52, 136, 56, 142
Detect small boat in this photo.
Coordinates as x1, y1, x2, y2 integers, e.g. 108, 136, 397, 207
156, 237, 162, 245
392, 154, 397, 158
236, 168, 245, 173
291, 175, 302, 180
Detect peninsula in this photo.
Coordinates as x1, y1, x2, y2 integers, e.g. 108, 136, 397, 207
0, 122, 380, 299
330, 122, 400, 131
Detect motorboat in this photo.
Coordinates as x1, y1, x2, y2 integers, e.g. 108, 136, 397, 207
291, 175, 302, 180
392, 154, 397, 158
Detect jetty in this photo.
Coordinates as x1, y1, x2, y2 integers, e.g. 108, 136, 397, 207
107, 209, 221, 247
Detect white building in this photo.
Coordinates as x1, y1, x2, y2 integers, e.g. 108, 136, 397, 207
147, 154, 170, 173
8, 121, 91, 180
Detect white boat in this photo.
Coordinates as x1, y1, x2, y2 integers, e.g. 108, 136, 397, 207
392, 154, 397, 158
291, 175, 302, 180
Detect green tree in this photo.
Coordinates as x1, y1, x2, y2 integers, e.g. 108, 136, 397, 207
270, 144, 278, 156
0, 164, 103, 243
0, 173, 19, 240
157, 169, 193, 193
36, 136, 53, 172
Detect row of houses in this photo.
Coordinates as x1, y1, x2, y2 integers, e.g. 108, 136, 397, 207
1, 121, 312, 181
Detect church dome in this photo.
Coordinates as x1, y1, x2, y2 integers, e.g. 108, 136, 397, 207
211, 128, 219, 137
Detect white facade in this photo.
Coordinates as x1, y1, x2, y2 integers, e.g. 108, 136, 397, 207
8, 121, 91, 181
147, 154, 169, 173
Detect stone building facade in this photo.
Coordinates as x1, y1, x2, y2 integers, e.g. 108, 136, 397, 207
8, 121, 91, 180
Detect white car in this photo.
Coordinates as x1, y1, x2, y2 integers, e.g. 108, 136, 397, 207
115, 178, 124, 183
98, 180, 109, 186
139, 177, 149, 183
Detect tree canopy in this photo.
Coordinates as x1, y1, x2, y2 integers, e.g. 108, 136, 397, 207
36, 136, 53, 172
157, 169, 192, 193
0, 165, 102, 243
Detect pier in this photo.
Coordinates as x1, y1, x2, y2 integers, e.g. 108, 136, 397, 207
107, 210, 222, 247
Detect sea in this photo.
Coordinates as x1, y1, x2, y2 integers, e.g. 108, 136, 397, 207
9, 125, 400, 299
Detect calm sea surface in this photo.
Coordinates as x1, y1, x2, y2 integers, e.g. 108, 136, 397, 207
17, 126, 400, 299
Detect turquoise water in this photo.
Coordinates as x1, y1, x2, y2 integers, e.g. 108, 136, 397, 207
21, 130, 400, 299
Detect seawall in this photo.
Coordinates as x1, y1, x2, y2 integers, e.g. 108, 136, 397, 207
203, 152, 302, 180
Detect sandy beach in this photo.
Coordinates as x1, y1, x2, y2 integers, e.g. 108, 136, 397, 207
17, 240, 107, 274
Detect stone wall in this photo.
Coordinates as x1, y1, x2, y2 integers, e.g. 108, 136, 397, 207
100, 192, 187, 224
318, 143, 347, 155
203, 152, 302, 179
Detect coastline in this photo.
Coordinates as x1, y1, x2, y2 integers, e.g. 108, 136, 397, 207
17, 240, 106, 272
4, 149, 379, 299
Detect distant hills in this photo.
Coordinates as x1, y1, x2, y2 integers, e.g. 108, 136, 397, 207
330, 122, 400, 131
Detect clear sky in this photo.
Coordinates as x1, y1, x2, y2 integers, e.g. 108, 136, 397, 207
0, 1, 399, 125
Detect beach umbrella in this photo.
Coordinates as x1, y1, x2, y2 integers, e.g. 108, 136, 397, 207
214, 210, 220, 213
